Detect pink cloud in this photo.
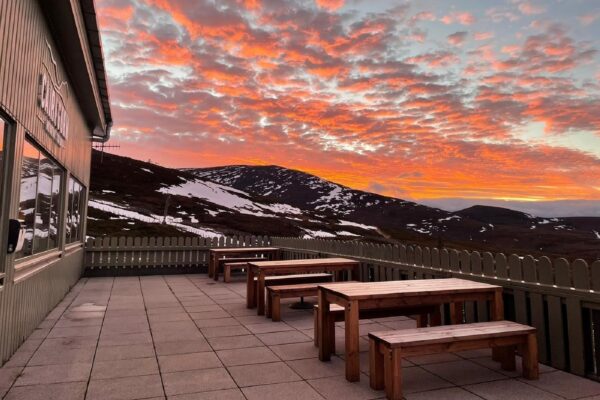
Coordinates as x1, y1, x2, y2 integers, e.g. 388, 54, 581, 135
578, 12, 600, 26
474, 32, 494, 41
518, 2, 546, 15
447, 31, 468, 46
315, 0, 344, 11
441, 11, 476, 25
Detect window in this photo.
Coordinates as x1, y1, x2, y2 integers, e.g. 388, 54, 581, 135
66, 176, 85, 244
16, 138, 63, 259
0, 118, 5, 200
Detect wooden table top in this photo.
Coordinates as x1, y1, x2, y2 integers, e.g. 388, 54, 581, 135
209, 247, 279, 253
248, 257, 358, 269
319, 278, 500, 301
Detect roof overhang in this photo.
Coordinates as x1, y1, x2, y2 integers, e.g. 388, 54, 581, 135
38, 0, 113, 142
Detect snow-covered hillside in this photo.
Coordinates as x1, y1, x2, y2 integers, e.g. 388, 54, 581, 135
88, 151, 600, 261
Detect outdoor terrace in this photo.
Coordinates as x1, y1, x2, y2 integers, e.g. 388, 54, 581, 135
1, 273, 600, 400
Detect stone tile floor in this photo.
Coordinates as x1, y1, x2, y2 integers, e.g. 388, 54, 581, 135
1, 275, 600, 400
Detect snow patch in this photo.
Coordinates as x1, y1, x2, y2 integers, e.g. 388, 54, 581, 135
88, 199, 222, 238
338, 220, 377, 230
302, 229, 336, 239
158, 179, 301, 217
438, 215, 461, 223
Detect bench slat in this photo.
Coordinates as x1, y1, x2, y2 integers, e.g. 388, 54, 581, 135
370, 321, 535, 348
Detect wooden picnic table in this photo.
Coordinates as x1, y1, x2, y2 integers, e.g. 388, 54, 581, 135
208, 247, 280, 280
317, 278, 504, 382
246, 258, 360, 316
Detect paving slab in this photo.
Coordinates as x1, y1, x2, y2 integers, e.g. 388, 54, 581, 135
158, 351, 223, 372
4, 382, 87, 400
162, 368, 237, 396
86, 374, 164, 400
228, 361, 301, 387
217, 346, 279, 366
242, 380, 325, 400
14, 362, 91, 386
91, 357, 159, 380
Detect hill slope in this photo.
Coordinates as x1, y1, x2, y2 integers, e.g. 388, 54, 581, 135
88, 151, 600, 261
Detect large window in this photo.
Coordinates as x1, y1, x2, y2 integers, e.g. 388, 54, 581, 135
66, 176, 85, 244
16, 138, 63, 258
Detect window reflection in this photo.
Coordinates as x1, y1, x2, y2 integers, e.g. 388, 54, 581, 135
66, 177, 85, 244
16, 137, 63, 259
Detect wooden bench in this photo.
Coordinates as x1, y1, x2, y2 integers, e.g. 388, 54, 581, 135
313, 303, 440, 348
369, 321, 538, 400
248, 273, 333, 310
266, 281, 357, 322
222, 259, 267, 283
215, 257, 267, 281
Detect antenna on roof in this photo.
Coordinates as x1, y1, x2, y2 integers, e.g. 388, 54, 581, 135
92, 142, 121, 163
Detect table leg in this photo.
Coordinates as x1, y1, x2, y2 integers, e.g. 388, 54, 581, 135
491, 289, 504, 321
450, 302, 464, 324
257, 271, 266, 315
352, 265, 360, 281
246, 267, 256, 308
491, 289, 505, 361
318, 289, 332, 361
208, 253, 214, 278
213, 260, 219, 281
345, 300, 360, 382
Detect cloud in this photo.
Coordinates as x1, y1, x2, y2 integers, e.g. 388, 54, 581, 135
315, 0, 344, 11
447, 31, 468, 46
95, 0, 600, 202
578, 12, 600, 26
517, 1, 546, 15
474, 31, 494, 41
441, 11, 476, 25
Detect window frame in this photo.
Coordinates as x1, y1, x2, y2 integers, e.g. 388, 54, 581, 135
0, 115, 10, 281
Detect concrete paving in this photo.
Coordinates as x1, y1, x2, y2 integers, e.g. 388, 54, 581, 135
1, 274, 600, 400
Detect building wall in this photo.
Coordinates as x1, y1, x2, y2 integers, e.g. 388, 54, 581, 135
0, 0, 98, 365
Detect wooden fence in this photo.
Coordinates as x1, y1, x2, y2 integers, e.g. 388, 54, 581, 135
84, 235, 270, 275
271, 237, 600, 381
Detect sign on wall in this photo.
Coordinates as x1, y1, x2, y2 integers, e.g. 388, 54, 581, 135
36, 40, 69, 147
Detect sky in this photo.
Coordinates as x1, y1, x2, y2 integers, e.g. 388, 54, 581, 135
96, 0, 600, 209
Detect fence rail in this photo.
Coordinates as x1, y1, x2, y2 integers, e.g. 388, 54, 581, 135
84, 235, 270, 273
271, 237, 600, 381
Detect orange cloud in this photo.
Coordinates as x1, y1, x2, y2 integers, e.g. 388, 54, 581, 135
315, 0, 344, 11
96, 0, 600, 202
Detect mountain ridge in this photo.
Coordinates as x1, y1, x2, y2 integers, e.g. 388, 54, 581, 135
88, 150, 600, 261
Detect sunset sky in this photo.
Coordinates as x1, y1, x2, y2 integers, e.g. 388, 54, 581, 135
96, 0, 600, 206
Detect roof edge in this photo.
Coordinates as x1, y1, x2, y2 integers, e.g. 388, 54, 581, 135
79, 0, 112, 141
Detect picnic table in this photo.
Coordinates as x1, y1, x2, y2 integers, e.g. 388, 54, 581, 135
208, 247, 280, 280
317, 278, 504, 382
246, 258, 360, 315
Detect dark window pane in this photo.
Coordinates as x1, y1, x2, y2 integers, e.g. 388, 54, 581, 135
0, 119, 4, 202
66, 177, 85, 244
33, 153, 53, 253
66, 178, 75, 243
73, 182, 81, 241
48, 165, 62, 249
17, 141, 40, 258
